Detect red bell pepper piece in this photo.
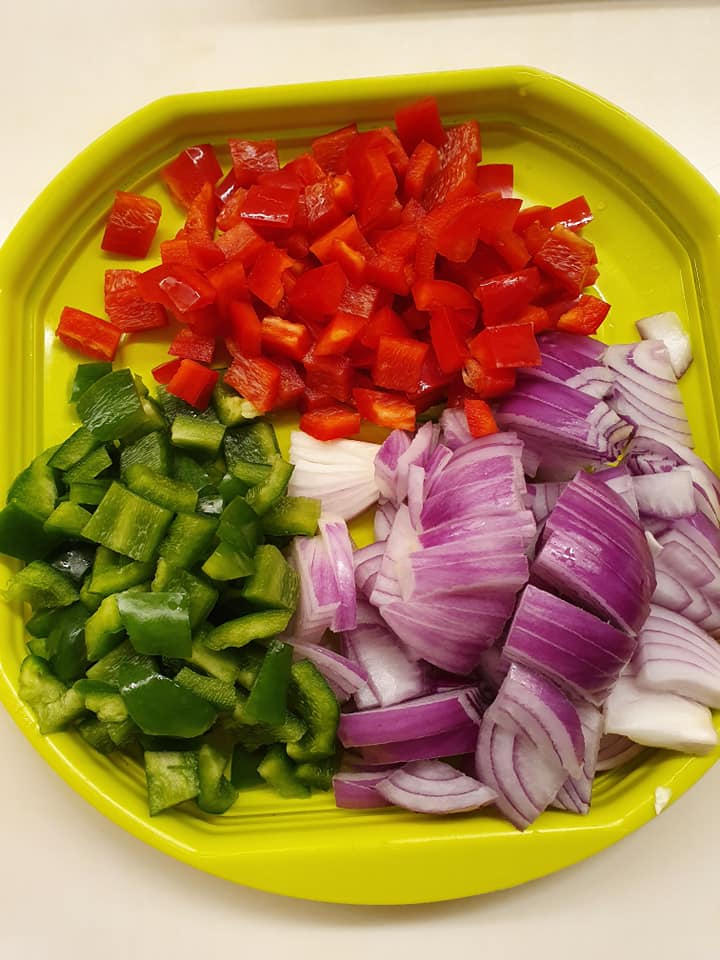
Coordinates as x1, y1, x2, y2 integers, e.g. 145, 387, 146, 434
225, 355, 280, 412
104, 269, 168, 332
373, 223, 418, 262
461, 358, 517, 399
406, 348, 455, 412
521, 220, 552, 257
303, 352, 353, 403
284, 152, 326, 185
532, 225, 597, 296
300, 386, 337, 412
330, 239, 367, 285
352, 387, 416, 432
151, 358, 182, 385
228, 301, 262, 357
215, 169, 241, 207
314, 311, 367, 356
137, 263, 217, 315
471, 323, 542, 369
160, 238, 195, 268
288, 262, 347, 321
373, 336, 429, 393
544, 195, 593, 231
204, 260, 249, 323
261, 315, 312, 361
273, 358, 306, 409
375, 127, 409, 176
556, 294, 611, 335
215, 221, 266, 265
423, 121, 482, 208
350, 142, 398, 230
517, 304, 554, 334
401, 305, 432, 332
247, 245, 296, 309
183, 182, 216, 240
429, 308, 470, 374
358, 306, 408, 349
474, 268, 541, 326
464, 398, 498, 438
492, 229, 531, 271
216, 186, 250, 231
187, 236, 225, 272
412, 278, 477, 313
310, 215, 369, 264
240, 182, 301, 237
338, 282, 387, 319
439, 243, 509, 291
300, 405, 361, 441
514, 205, 551, 233
394, 97, 446, 154
166, 359, 218, 410
475, 164, 514, 198
436, 196, 523, 262
404, 141, 441, 201
303, 178, 351, 236
168, 327, 216, 364
101, 191, 161, 258
229, 138, 280, 187
186, 304, 223, 337
161, 144, 223, 208
365, 251, 410, 296
311, 123, 358, 174
56, 306, 122, 361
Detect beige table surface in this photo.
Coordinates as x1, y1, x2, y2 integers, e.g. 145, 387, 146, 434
0, 2, 718, 957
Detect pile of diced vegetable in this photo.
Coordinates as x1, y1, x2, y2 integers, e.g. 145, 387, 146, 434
3, 95, 720, 828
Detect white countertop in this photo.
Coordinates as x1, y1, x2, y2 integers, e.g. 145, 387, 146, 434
1, 2, 719, 956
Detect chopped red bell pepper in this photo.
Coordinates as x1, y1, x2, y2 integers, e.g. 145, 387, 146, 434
405, 348, 455, 411
247, 245, 296, 309
229, 138, 280, 187
435, 196, 522, 262
284, 152, 326, 185
352, 387, 416, 431
215, 169, 241, 207
137, 263, 217, 314
330, 239, 367, 285
166, 358, 219, 410
216, 186, 250, 231
205, 259, 249, 322
429, 308, 470, 374
314, 311, 367, 356
532, 225, 597, 296
373, 335, 429, 393
423, 121, 482, 208
300, 386, 337, 412
471, 323, 542, 369
492, 229, 531, 271
394, 97, 446, 154
183, 182, 217, 240
168, 326, 216, 364
151, 358, 182, 385
272, 358, 306, 409
56, 306, 122, 361
358, 306, 408, 349
240, 182, 301, 237
215, 221, 266, 264
104, 269, 168, 332
101, 191, 162, 258
160, 238, 195, 268
300, 405, 361, 441
461, 358, 517, 398
303, 351, 353, 403
404, 141, 441, 201
288, 262, 347, 321
412, 278, 477, 313
474, 268, 541, 326
556, 293, 611, 334
365, 251, 410, 296
303, 178, 351, 236
228, 301, 262, 357
475, 164, 514, 198
377, 127, 410, 177
225, 355, 280, 412
464, 398, 498, 437
261, 315, 312, 361
350, 143, 398, 231
161, 144, 223, 208
310, 214, 369, 264
186, 304, 223, 337
338, 282, 387, 319
514, 205, 551, 233
311, 123, 358, 174
187, 236, 225, 272
544, 195, 593, 231
518, 304, 554, 334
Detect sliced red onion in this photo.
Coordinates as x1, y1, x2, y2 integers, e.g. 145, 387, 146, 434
421, 473, 527, 529
374, 423, 439, 505
374, 429, 411, 501
538, 330, 607, 363
566, 367, 615, 399
486, 663, 585, 777
359, 722, 479, 765
595, 733, 647, 771
338, 687, 481, 747
287, 536, 338, 642
475, 716, 567, 830
603, 675, 718, 754
288, 432, 380, 520
651, 523, 720, 633
439, 407, 473, 450
475, 644, 510, 691
374, 497, 397, 541
332, 771, 392, 809
624, 427, 720, 524
551, 700, 603, 814
318, 516, 357, 632
369, 505, 420, 607
404, 540, 529, 601
419, 511, 537, 551
635, 311, 692, 379
353, 541, 385, 599
375, 759, 497, 814
289, 640, 368, 704
525, 334, 614, 399
633, 605, 720, 708
503, 584, 636, 705
526, 482, 567, 524
341, 603, 431, 708
406, 463, 425, 530
532, 471, 655, 634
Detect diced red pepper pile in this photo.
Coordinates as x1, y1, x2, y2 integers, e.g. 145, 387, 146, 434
56, 96, 611, 439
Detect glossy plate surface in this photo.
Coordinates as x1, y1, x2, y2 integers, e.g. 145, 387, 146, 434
1, 67, 719, 904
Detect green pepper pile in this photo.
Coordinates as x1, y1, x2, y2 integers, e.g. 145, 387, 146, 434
0, 362, 340, 816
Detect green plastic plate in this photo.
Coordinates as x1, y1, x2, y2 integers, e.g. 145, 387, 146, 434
1, 67, 719, 904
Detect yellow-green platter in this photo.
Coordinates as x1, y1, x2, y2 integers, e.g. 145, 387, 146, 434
1, 66, 719, 904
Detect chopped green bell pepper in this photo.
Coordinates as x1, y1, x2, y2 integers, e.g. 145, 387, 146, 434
121, 672, 217, 738
174, 667, 237, 711
171, 415, 226, 458
88, 546, 155, 596
144, 750, 200, 816
82, 482, 173, 562
18, 655, 86, 734
244, 455, 294, 516
158, 512, 218, 570
241, 545, 298, 610
117, 591, 192, 658
124, 463, 198, 514
217, 496, 261, 555
201, 541, 254, 581
230, 744, 264, 788
243, 639, 292, 726
258, 745, 310, 799
43, 501, 93, 539
71, 361, 113, 401
151, 560, 218, 630
197, 744, 239, 814
76, 368, 147, 441
68, 480, 111, 506
46, 602, 89, 682
204, 609, 292, 651
63, 446, 113, 483
223, 421, 279, 470
286, 660, 340, 762
261, 496, 321, 538
47, 426, 101, 472
4, 560, 79, 609
120, 429, 173, 479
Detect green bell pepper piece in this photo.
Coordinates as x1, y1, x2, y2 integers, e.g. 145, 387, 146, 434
223, 421, 279, 471
117, 591, 192, 658
243, 639, 292, 725
26, 636, 49, 658
43, 501, 93, 539
144, 750, 200, 816
18, 655, 86, 734
26, 607, 59, 638
174, 667, 237, 711
85, 638, 156, 686
68, 480, 111, 506
71, 361, 113, 401
63, 446, 113, 483
258, 745, 310, 799
124, 463, 198, 514
205, 609, 292, 651
217, 495, 261, 555
286, 660, 340, 762
76, 368, 146, 441
120, 429, 172, 479
212, 377, 261, 426
229, 460, 272, 489
197, 744, 239, 814
241, 545, 298, 610
151, 560, 218, 630
84, 593, 126, 661
0, 452, 62, 561
46, 602, 89, 682
261, 496, 321, 538
4, 561, 79, 609
156, 384, 219, 425
74, 679, 129, 723
230, 744, 264, 788
88, 546, 155, 596
201, 541, 254, 581
171, 415, 226, 458
295, 757, 338, 791
121, 673, 217, 738
82, 482, 173, 562
158, 512, 218, 570
47, 426, 101, 472
244, 455, 294, 516
78, 716, 116, 754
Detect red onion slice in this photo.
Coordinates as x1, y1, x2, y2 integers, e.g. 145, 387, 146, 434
552, 700, 603, 814
635, 311, 692, 378
333, 771, 392, 809
359, 722, 479, 766
289, 640, 368, 704
287, 536, 338, 642
288, 432, 380, 520
375, 759, 497, 814
319, 516, 357, 632
595, 733, 647, 771
439, 407, 474, 450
